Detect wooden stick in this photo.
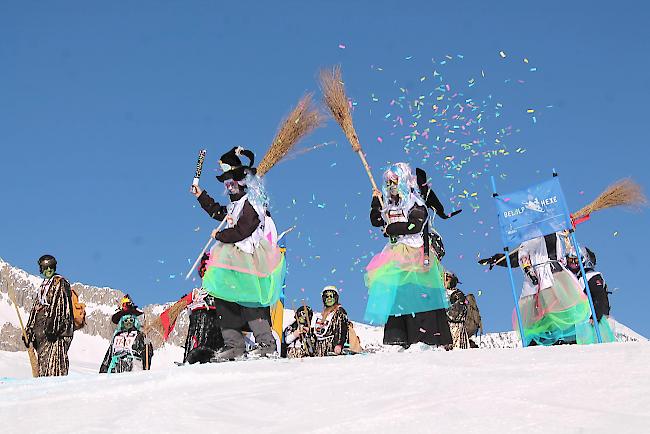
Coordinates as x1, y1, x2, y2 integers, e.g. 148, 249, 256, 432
6, 281, 39, 377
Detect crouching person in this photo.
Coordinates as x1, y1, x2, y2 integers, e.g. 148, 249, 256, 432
100, 295, 153, 373
283, 305, 317, 359
314, 286, 349, 356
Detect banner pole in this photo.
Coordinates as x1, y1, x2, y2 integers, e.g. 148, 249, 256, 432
491, 176, 527, 347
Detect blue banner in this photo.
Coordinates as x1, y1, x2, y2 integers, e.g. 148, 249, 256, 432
495, 177, 572, 248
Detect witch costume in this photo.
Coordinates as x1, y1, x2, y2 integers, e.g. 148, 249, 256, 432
197, 147, 286, 359
100, 295, 153, 373
364, 163, 453, 348
481, 231, 592, 346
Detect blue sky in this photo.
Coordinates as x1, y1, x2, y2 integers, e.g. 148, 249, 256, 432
1, 1, 649, 336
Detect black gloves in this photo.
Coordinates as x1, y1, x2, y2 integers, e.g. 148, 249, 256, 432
45, 331, 58, 342
478, 255, 500, 270
22, 334, 31, 348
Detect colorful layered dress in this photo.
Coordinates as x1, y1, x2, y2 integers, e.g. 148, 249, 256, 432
199, 191, 286, 309
507, 233, 592, 346
364, 191, 452, 346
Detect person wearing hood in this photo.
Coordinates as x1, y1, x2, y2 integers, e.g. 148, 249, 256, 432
100, 295, 153, 373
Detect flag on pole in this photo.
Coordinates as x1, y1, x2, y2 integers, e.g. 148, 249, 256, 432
494, 177, 573, 248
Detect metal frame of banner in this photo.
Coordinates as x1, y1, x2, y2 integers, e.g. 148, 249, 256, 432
491, 176, 528, 347
553, 171, 603, 344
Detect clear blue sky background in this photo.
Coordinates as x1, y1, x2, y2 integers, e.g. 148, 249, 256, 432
2, 1, 649, 336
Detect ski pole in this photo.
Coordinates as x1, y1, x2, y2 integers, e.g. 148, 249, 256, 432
185, 218, 227, 280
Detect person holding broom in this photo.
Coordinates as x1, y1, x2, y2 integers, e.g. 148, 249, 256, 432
191, 146, 284, 360
479, 231, 591, 346
364, 163, 453, 349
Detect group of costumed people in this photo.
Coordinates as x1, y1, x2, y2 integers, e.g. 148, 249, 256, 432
16, 154, 621, 378
17, 69, 632, 378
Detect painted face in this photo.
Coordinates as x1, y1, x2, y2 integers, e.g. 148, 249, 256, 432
322, 290, 337, 307
566, 256, 581, 273
122, 316, 135, 330
224, 179, 240, 194
297, 310, 310, 325
41, 267, 55, 279
386, 174, 399, 196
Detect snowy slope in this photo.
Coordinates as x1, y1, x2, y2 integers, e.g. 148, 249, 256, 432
1, 342, 649, 433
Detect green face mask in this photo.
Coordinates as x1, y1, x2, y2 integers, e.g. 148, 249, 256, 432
323, 292, 337, 307
122, 316, 136, 330
41, 267, 55, 279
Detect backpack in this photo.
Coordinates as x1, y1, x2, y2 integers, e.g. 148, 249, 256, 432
71, 288, 87, 330
464, 294, 482, 338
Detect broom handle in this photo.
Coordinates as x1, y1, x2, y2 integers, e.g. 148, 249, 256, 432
185, 218, 228, 280
493, 246, 520, 266
6, 282, 39, 377
356, 149, 384, 207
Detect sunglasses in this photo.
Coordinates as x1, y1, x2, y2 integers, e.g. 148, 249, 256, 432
323, 291, 337, 298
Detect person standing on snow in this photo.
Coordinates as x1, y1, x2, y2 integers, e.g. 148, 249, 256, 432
566, 246, 616, 343
23, 255, 75, 377
100, 295, 153, 373
365, 163, 453, 349
479, 231, 591, 346
191, 146, 285, 360
444, 271, 470, 350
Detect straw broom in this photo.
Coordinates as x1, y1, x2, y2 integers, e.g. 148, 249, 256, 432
319, 65, 383, 206
149, 94, 325, 340
490, 178, 648, 266
571, 178, 647, 221
6, 281, 39, 377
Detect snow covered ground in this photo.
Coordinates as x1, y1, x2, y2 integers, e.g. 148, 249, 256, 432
1, 341, 649, 433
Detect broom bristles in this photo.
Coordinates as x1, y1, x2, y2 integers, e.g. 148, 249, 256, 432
257, 93, 325, 177
573, 178, 648, 219
143, 298, 189, 341
319, 65, 361, 153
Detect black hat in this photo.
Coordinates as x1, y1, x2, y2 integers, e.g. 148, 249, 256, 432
216, 146, 257, 182
38, 254, 57, 273
111, 294, 144, 324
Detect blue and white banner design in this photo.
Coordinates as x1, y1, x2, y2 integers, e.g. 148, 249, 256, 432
495, 177, 572, 248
